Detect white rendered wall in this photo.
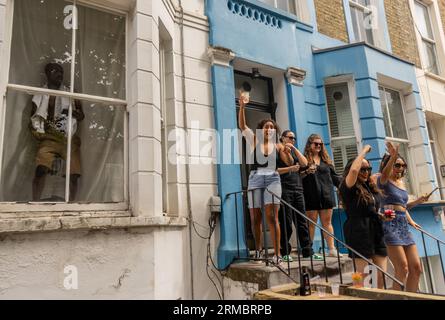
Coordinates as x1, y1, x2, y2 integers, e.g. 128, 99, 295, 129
0, 0, 220, 300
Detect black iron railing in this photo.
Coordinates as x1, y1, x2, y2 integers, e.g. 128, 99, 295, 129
412, 226, 445, 295
225, 188, 405, 290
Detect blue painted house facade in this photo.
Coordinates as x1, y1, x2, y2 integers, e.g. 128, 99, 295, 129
206, 0, 445, 293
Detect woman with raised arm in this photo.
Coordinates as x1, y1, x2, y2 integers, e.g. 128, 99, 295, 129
302, 134, 342, 257
378, 141, 429, 292
339, 145, 394, 288
238, 91, 284, 264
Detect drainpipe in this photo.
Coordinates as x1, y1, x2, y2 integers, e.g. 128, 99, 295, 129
178, 0, 195, 300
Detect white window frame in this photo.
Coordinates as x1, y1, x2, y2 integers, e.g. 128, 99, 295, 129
259, 0, 310, 21
413, 0, 441, 75
348, 0, 376, 45
159, 40, 169, 215
426, 120, 444, 200
378, 85, 417, 195
0, 0, 129, 212
324, 76, 363, 174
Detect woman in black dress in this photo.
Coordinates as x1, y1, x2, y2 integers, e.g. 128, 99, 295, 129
339, 145, 395, 288
302, 134, 342, 257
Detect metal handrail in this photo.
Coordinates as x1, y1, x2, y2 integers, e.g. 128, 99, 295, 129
225, 188, 405, 289
416, 227, 445, 245
410, 225, 445, 295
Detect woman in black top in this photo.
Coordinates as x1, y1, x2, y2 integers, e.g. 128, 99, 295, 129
277, 130, 312, 261
339, 145, 395, 288
302, 134, 342, 256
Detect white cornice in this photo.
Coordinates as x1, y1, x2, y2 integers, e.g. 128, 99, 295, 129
286, 67, 307, 86
207, 47, 236, 67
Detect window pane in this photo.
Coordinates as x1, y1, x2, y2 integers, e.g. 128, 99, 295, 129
332, 138, 358, 175
0, 92, 125, 203
259, 0, 275, 7
415, 1, 434, 39
235, 73, 270, 105
288, 0, 297, 15
326, 83, 354, 138
350, 6, 374, 45
75, 100, 125, 203
385, 89, 408, 140
1, 91, 66, 202
276, 0, 288, 11
423, 40, 439, 74
9, 0, 73, 88
379, 86, 392, 137
75, 5, 126, 99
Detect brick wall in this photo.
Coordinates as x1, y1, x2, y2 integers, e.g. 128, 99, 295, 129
384, 0, 421, 67
439, 0, 445, 35
314, 0, 349, 43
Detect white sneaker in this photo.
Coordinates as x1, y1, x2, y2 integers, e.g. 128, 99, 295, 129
328, 248, 343, 257
269, 255, 283, 265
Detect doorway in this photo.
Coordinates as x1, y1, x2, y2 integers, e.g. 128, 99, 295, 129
234, 70, 277, 250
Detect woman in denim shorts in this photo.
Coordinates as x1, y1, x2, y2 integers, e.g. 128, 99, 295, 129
378, 141, 430, 292
238, 92, 284, 264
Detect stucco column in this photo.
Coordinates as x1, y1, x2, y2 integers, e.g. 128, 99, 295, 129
355, 79, 387, 171
285, 67, 308, 149
208, 47, 248, 269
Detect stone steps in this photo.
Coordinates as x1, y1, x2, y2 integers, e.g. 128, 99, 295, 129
223, 255, 354, 299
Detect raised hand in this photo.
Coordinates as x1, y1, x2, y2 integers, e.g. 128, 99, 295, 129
239, 91, 249, 107
363, 145, 372, 154
386, 141, 399, 157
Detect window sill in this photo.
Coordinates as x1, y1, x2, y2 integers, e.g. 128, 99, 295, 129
424, 71, 445, 84
0, 212, 188, 235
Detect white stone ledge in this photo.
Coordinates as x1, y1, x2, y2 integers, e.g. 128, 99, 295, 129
0, 213, 187, 234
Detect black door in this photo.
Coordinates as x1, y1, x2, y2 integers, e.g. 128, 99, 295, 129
234, 70, 277, 250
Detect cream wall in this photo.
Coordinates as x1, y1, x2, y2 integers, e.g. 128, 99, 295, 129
0, 0, 219, 299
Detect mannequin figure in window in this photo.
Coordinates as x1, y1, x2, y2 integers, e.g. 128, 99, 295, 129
30, 63, 84, 201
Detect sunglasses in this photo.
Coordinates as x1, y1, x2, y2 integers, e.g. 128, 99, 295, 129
394, 163, 407, 169
285, 136, 296, 141
360, 167, 373, 173
312, 142, 323, 147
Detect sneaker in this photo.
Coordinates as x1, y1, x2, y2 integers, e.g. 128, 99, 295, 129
254, 249, 265, 260
269, 255, 283, 265
328, 248, 343, 257
282, 255, 293, 263
312, 253, 324, 261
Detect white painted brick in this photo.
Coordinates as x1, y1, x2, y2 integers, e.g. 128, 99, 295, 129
189, 184, 218, 217
189, 159, 217, 184
416, 164, 434, 184
0, 4, 5, 42
405, 109, 420, 129
167, 158, 187, 184
412, 146, 428, 164
129, 70, 161, 109
129, 103, 161, 141
182, 26, 209, 61
166, 182, 188, 216
184, 57, 211, 83
188, 128, 217, 158
165, 98, 184, 127
136, 0, 153, 16
173, 75, 184, 102
187, 104, 214, 129
409, 128, 425, 147
133, 13, 159, 50
131, 172, 162, 217
185, 78, 212, 106
128, 40, 160, 80
131, 137, 162, 174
